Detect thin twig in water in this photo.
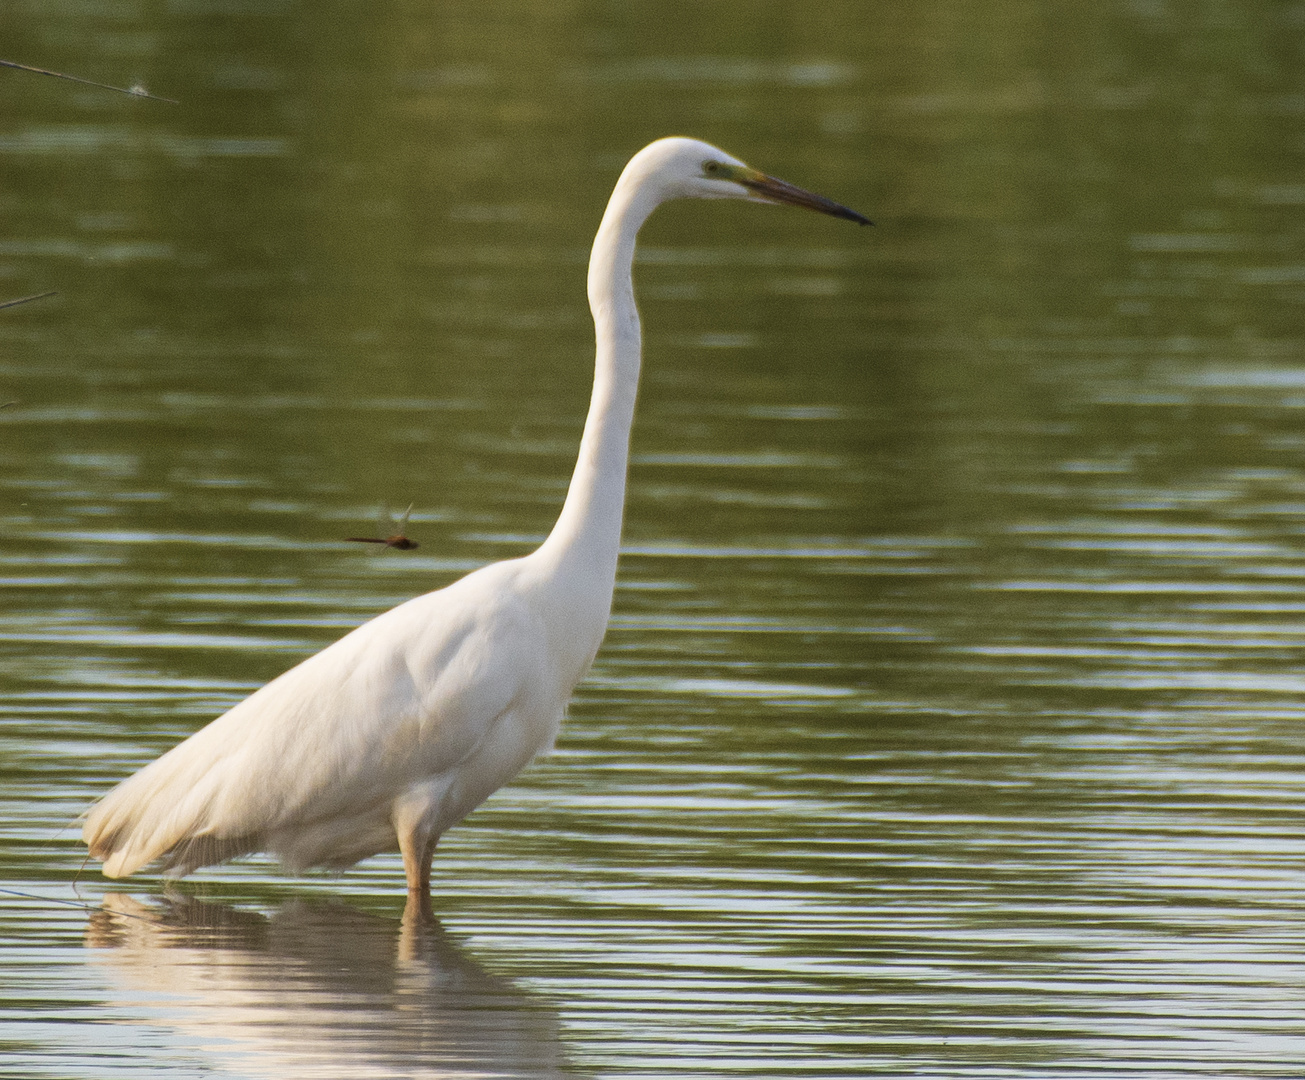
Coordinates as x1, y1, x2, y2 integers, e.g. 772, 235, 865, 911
0, 291, 57, 312
0, 886, 153, 922
0, 59, 177, 104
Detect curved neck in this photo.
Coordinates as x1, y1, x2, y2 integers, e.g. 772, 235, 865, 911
536, 170, 660, 595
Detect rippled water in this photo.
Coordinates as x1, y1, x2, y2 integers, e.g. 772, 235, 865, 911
3, 1, 1305, 1077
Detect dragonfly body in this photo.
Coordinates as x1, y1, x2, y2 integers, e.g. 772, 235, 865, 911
344, 504, 419, 550
345, 535, 419, 550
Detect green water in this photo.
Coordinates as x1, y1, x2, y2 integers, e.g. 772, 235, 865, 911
2, 1, 1304, 1076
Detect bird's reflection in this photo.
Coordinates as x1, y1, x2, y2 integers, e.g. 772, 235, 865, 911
86, 893, 579, 1079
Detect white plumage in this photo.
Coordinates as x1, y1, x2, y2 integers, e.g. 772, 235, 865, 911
83, 137, 868, 922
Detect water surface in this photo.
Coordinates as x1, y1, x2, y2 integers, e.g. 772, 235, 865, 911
2, 1, 1304, 1076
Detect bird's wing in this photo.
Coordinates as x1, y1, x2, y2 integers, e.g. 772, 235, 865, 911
83, 563, 542, 878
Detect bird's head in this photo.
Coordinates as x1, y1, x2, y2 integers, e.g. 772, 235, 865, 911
624, 137, 870, 226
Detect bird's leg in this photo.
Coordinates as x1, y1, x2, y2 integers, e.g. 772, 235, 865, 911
422, 832, 438, 888
398, 824, 437, 926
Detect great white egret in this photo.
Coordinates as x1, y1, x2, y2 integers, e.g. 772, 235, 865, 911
82, 137, 868, 923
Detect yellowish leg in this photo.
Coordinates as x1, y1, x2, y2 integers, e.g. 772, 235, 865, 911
399, 825, 438, 926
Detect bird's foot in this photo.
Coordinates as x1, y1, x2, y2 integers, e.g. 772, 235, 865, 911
401, 890, 436, 928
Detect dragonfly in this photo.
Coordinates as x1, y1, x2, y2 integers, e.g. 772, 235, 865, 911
344, 503, 419, 550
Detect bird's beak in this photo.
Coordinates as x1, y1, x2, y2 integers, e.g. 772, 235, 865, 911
736, 167, 872, 226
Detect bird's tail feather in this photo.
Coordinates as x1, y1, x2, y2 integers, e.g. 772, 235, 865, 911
81, 732, 262, 878
86, 798, 263, 879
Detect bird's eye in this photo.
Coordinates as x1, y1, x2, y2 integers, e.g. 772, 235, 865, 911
703, 160, 721, 176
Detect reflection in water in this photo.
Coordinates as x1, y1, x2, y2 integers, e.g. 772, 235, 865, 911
86, 894, 577, 1079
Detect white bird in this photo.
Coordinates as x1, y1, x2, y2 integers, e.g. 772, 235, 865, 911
82, 137, 869, 923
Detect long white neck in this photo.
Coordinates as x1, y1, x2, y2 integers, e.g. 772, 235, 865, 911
535, 164, 662, 621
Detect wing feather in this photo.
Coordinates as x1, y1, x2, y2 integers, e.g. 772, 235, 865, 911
83, 563, 540, 878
